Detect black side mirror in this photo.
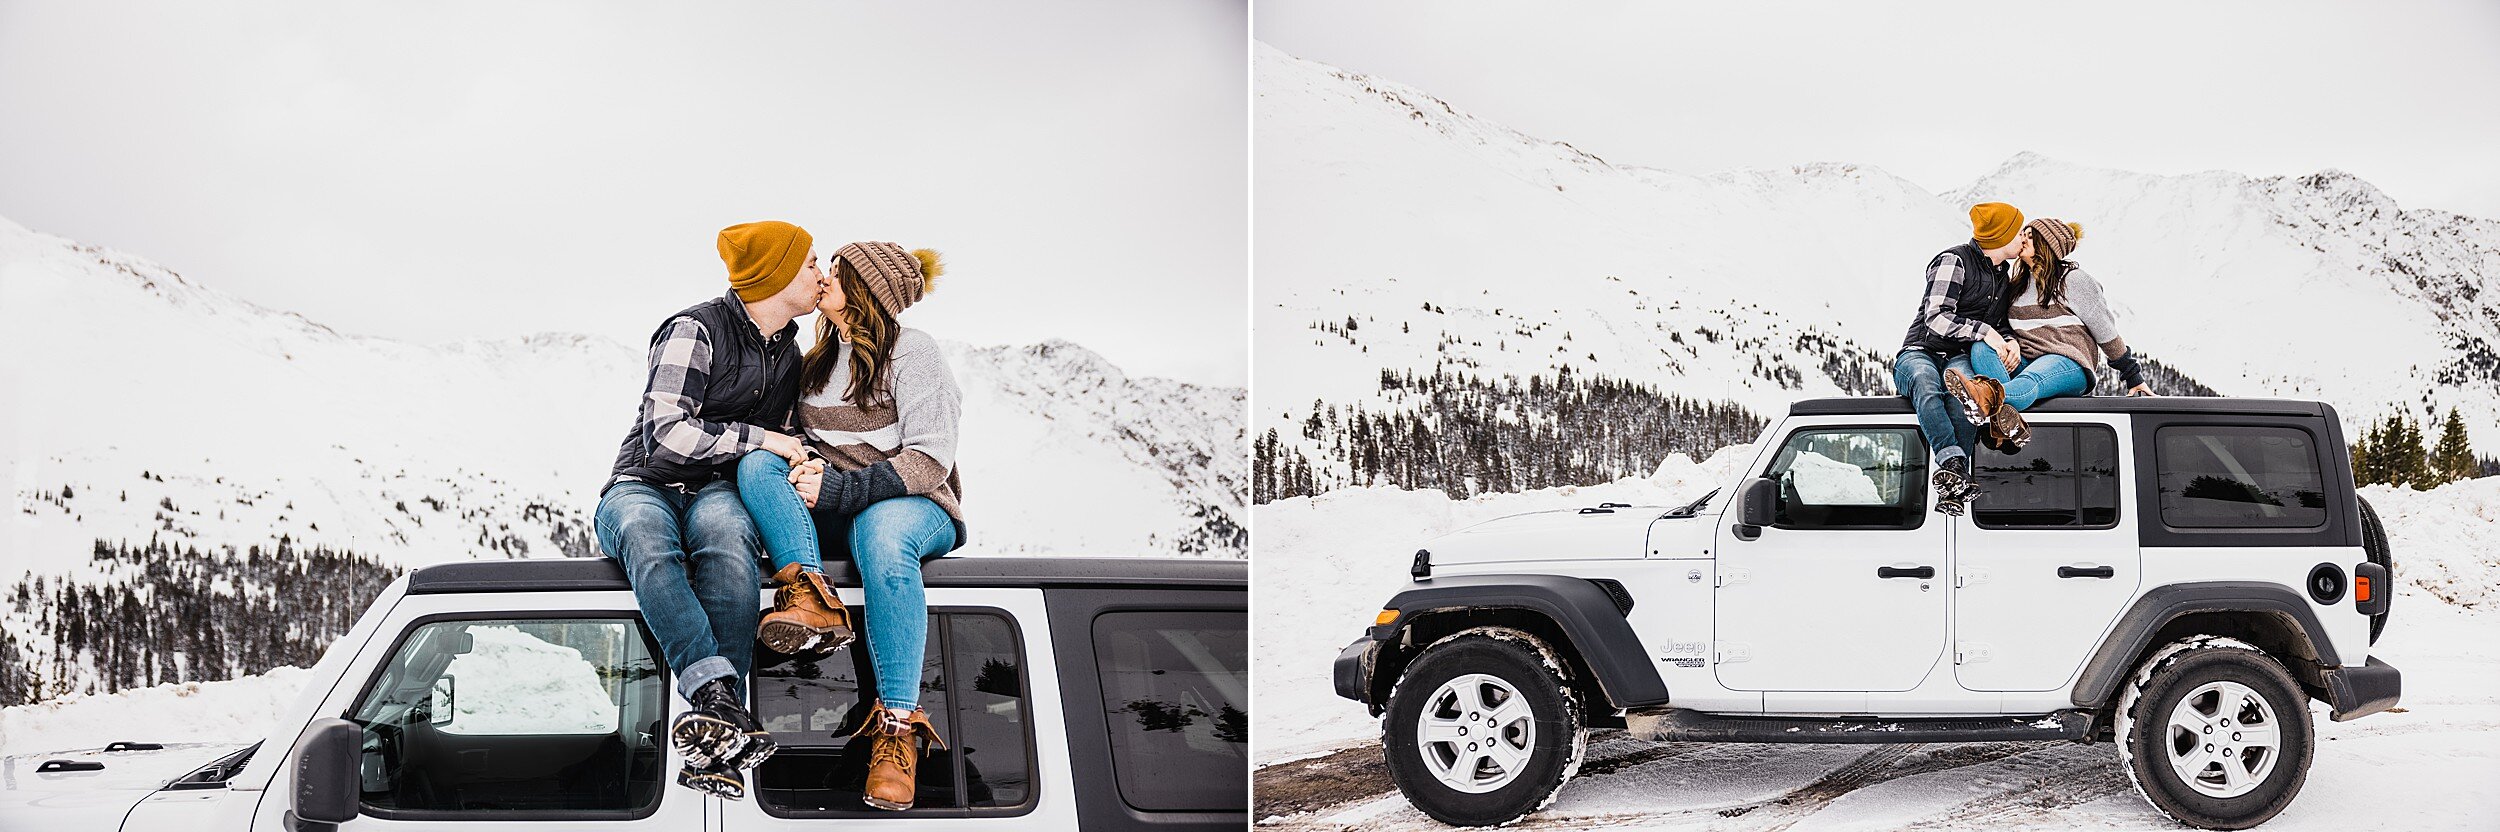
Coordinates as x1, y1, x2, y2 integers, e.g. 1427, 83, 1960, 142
1733, 477, 1777, 540
289, 718, 361, 831
430, 675, 456, 727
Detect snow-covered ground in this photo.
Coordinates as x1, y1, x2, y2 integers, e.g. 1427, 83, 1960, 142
1251, 474, 2500, 830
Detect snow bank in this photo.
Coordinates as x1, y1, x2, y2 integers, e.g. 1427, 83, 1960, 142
2362, 478, 2500, 611
440, 625, 619, 734
0, 666, 312, 758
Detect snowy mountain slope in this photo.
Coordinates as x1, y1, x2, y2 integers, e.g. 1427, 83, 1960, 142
1252, 42, 2499, 493
0, 214, 1241, 701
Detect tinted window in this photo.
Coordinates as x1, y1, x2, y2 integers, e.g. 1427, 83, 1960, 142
750, 610, 1032, 815
1975, 425, 2121, 528
349, 618, 664, 816
1763, 427, 1926, 530
1093, 611, 1248, 812
2157, 426, 2328, 528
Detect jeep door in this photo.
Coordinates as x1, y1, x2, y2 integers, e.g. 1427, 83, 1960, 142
251, 590, 704, 832
1951, 417, 2140, 692
1714, 422, 1950, 692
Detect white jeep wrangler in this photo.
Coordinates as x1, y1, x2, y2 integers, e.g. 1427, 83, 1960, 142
1334, 396, 2399, 830
2, 556, 1246, 832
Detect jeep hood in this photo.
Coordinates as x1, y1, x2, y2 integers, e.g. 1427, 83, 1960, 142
0, 742, 248, 832
1425, 506, 1685, 567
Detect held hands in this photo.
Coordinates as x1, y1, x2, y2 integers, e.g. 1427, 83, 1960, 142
789, 457, 827, 508
759, 431, 809, 465
1986, 333, 2019, 372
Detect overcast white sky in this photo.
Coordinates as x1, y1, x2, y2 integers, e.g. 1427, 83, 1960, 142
1257, 0, 2500, 218
0, 0, 1247, 386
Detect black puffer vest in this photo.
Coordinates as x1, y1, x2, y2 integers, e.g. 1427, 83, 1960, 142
1900, 241, 2013, 355
606, 291, 803, 491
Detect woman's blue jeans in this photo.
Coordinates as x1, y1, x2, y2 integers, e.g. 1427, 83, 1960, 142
1970, 347, 2091, 411
737, 450, 956, 711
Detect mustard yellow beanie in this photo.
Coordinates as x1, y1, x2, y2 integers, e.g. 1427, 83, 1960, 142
718, 221, 814, 303
1970, 203, 2024, 249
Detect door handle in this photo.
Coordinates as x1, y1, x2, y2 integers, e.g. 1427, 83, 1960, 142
1877, 565, 1935, 579
2058, 565, 2116, 579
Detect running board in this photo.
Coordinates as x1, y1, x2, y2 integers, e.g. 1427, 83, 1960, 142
1623, 708, 2094, 744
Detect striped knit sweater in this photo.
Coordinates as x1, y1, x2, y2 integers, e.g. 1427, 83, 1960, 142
797, 327, 965, 525
2006, 265, 2142, 393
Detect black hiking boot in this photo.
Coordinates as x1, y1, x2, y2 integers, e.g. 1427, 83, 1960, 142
1933, 454, 1975, 516
676, 757, 747, 800
671, 677, 778, 771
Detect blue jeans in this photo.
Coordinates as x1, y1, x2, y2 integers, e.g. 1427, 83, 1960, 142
736, 451, 956, 710
1893, 348, 1979, 465
1970, 347, 2091, 411
594, 479, 762, 699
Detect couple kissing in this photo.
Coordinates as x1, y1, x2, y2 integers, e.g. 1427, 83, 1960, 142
1893, 202, 2157, 516
592, 221, 964, 807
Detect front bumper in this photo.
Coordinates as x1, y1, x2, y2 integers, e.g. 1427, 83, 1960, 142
1333, 636, 1379, 709
2322, 656, 2401, 721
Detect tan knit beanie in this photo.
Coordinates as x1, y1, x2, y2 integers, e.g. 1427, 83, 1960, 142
834, 241, 945, 314
2027, 218, 2082, 260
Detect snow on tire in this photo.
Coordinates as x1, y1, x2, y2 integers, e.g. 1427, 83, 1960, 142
1382, 626, 1587, 826
2115, 636, 2314, 830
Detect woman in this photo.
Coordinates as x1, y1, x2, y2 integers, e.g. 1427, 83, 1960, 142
735, 241, 963, 811
1947, 217, 2152, 451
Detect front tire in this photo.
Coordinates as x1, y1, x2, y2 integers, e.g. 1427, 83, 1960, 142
2116, 638, 2313, 830
1382, 627, 1586, 826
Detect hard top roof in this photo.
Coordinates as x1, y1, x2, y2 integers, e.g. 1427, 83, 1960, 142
408, 556, 1245, 595
1788, 396, 2332, 418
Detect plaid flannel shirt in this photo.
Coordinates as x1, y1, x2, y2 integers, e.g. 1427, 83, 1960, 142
1900, 250, 2000, 351
606, 311, 795, 491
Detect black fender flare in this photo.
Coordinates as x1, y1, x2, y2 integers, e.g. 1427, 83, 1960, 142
2070, 581, 2341, 708
1364, 574, 1669, 710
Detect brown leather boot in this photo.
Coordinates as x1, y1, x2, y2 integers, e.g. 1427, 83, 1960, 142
855, 706, 945, 811
1987, 402, 2032, 452
759, 563, 854, 657
1943, 368, 2006, 426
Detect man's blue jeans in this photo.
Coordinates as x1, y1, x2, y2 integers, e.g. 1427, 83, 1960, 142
1893, 348, 1979, 465
594, 479, 761, 700
736, 450, 957, 711
1969, 347, 2091, 411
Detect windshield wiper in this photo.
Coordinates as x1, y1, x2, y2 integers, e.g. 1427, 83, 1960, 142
1663, 488, 1720, 518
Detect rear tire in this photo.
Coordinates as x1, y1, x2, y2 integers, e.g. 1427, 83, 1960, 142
1382, 627, 1586, 826
2116, 638, 2312, 830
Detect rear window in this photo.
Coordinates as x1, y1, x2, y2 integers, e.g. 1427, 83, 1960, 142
1092, 611, 1249, 812
2155, 426, 2327, 528
749, 609, 1033, 816
1974, 424, 2121, 528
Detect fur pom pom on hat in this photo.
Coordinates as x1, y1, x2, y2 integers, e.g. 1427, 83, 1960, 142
835, 241, 944, 315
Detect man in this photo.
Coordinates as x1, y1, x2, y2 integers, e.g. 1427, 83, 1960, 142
1890, 202, 2029, 516
593, 220, 826, 799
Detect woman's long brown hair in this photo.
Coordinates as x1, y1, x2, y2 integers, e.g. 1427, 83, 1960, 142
800, 257, 899, 408
2013, 225, 2072, 308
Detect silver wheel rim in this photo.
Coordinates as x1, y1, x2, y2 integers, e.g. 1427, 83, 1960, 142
2164, 680, 2283, 799
1415, 673, 1538, 793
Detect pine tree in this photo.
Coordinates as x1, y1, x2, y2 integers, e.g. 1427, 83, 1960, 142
2348, 429, 2376, 487
2430, 407, 2476, 485
2385, 412, 2429, 489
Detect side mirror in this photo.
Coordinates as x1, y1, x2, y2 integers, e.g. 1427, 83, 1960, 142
1733, 477, 1777, 540
289, 718, 361, 831
430, 675, 456, 727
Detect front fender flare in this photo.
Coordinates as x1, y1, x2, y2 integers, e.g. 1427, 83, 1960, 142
1361, 574, 1669, 710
